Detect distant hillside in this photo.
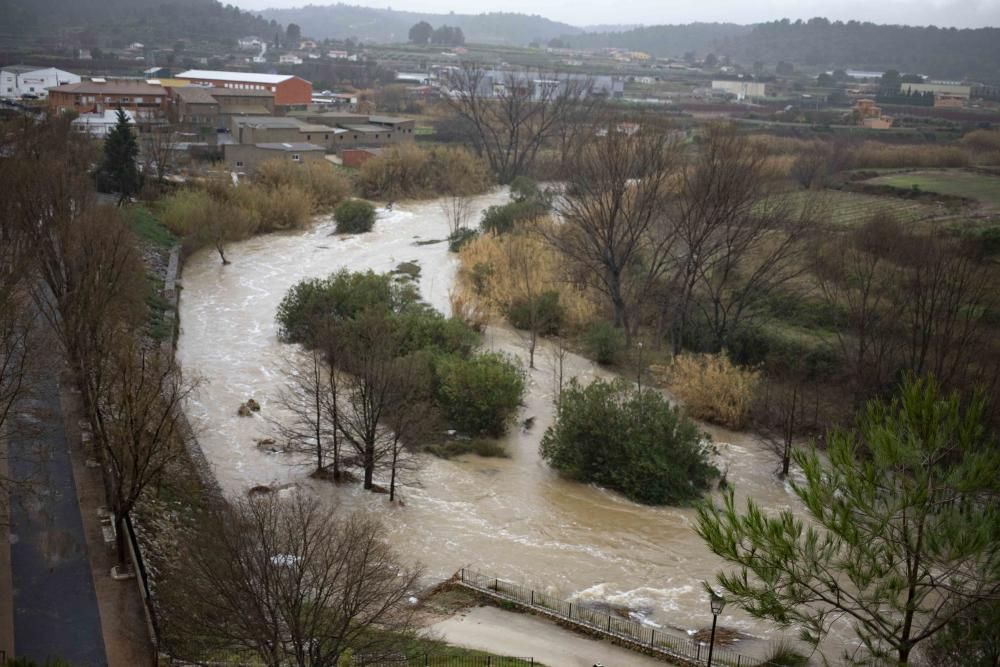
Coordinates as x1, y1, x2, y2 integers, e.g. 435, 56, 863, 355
258, 4, 582, 45
562, 23, 751, 56
565, 19, 1000, 82
0, 0, 277, 47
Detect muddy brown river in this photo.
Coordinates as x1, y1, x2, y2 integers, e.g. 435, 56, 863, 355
176, 190, 837, 657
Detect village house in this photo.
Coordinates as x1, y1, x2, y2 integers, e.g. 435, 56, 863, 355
176, 70, 312, 107
1, 65, 80, 99
48, 79, 168, 119
852, 98, 893, 129
223, 142, 326, 175
172, 86, 276, 132
279, 54, 304, 65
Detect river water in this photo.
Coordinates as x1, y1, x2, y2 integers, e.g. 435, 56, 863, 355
176, 190, 815, 653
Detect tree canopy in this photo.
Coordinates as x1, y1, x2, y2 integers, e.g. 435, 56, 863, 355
696, 376, 1000, 665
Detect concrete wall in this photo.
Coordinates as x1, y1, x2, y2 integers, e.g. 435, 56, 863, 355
223, 144, 326, 175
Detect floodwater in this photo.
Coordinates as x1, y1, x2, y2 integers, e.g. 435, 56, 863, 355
177, 190, 820, 654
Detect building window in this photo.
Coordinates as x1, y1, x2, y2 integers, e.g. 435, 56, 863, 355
291, 154, 301, 162
324, 134, 328, 140
121, 97, 130, 103
306, 134, 311, 140
235, 160, 244, 168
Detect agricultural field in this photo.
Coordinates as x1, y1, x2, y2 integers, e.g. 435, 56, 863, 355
864, 169, 1000, 208
781, 189, 943, 227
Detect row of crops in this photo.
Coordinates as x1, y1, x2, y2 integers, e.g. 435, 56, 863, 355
780, 190, 942, 227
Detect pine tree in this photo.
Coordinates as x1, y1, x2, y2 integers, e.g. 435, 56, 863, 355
696, 376, 1000, 665
100, 107, 141, 205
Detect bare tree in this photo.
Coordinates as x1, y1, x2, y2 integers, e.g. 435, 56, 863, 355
440, 193, 473, 237
93, 343, 197, 571
271, 346, 341, 479
163, 495, 421, 666
551, 123, 679, 343
142, 125, 177, 184
444, 64, 591, 183
333, 312, 435, 496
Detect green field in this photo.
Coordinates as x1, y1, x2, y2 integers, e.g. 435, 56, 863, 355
865, 170, 1000, 208
781, 190, 941, 227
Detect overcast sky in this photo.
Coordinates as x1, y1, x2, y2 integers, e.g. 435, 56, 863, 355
231, 0, 1000, 28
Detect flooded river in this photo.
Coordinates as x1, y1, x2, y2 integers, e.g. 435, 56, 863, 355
176, 190, 814, 651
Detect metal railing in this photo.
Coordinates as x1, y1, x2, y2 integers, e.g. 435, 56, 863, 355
458, 569, 765, 667
355, 656, 535, 667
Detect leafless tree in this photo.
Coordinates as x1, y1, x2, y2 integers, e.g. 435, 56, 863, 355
142, 125, 177, 184
93, 343, 198, 570
271, 346, 342, 479
550, 123, 679, 343
444, 63, 592, 183
503, 229, 557, 369
162, 494, 421, 666
440, 194, 473, 237
814, 213, 904, 402
332, 312, 436, 497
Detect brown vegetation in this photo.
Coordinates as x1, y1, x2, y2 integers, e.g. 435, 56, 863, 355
653, 353, 760, 430
356, 143, 490, 200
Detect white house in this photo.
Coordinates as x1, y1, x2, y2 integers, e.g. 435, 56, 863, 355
1, 66, 81, 99
239, 36, 263, 50
279, 54, 303, 65
71, 109, 135, 137
711, 79, 766, 101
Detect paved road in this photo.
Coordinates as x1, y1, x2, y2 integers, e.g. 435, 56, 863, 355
8, 363, 107, 666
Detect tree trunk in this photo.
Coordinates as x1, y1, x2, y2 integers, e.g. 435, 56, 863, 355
363, 442, 374, 489
389, 448, 398, 502
115, 512, 129, 571
216, 241, 230, 266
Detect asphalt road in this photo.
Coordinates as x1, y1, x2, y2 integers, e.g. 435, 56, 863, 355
8, 363, 107, 666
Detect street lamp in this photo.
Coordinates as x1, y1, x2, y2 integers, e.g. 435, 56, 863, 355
707, 591, 726, 667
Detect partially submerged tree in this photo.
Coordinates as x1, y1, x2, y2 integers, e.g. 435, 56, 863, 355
164, 495, 421, 666
697, 376, 1000, 666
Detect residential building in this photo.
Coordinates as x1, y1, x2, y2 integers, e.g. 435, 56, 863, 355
48, 80, 168, 118
279, 54, 303, 65
1, 66, 80, 99
440, 68, 623, 99
711, 80, 766, 101
173, 86, 275, 129
230, 115, 347, 150
852, 99, 893, 129
934, 94, 966, 109
176, 70, 312, 106
239, 37, 263, 50
224, 142, 326, 175
71, 108, 135, 137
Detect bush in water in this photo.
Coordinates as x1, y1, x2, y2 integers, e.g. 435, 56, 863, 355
583, 321, 625, 365
335, 199, 376, 234
435, 352, 525, 437
541, 378, 717, 505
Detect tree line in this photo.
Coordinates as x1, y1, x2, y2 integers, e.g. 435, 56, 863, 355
408, 21, 466, 46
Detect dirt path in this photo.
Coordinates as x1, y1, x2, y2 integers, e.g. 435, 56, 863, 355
426, 606, 672, 667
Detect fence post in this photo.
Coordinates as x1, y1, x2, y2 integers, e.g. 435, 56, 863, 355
567, 602, 572, 619
494, 578, 499, 593
460, 568, 464, 583
737, 655, 741, 667
530, 590, 534, 605
650, 628, 655, 646
607, 615, 612, 632
424, 653, 429, 667
697, 643, 702, 660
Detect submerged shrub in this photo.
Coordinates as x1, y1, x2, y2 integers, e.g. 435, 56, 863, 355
334, 199, 376, 234
654, 352, 760, 429
583, 321, 625, 365
541, 378, 717, 505
435, 352, 525, 437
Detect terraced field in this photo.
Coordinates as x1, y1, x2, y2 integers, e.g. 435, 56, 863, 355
865, 170, 1000, 208
781, 189, 943, 227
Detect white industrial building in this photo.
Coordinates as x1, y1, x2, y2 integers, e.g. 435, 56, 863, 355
1, 66, 80, 99
711, 79, 767, 101
71, 109, 135, 137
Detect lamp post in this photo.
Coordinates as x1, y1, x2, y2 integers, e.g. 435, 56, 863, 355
707, 591, 726, 667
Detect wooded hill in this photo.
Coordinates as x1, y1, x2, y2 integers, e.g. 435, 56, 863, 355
565, 19, 1000, 82
258, 4, 581, 45
0, 0, 277, 47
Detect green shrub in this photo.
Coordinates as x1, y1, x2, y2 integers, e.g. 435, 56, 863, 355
480, 200, 548, 234
540, 378, 717, 505
395, 309, 478, 357
448, 227, 479, 253
275, 270, 419, 345
583, 321, 625, 365
509, 175, 542, 202
507, 290, 564, 335
435, 353, 525, 437
334, 199, 376, 234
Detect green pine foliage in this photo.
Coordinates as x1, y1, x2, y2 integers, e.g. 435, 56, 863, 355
99, 107, 141, 204
696, 376, 1000, 665
540, 378, 717, 505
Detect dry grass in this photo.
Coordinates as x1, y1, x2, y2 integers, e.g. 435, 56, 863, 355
356, 144, 491, 200
653, 353, 760, 429
846, 142, 971, 169
254, 159, 352, 212
454, 223, 598, 330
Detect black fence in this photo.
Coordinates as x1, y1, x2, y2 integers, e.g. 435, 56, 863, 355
459, 569, 765, 667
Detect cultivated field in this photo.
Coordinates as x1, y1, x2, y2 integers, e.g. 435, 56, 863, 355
864, 170, 1000, 208
782, 189, 942, 226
